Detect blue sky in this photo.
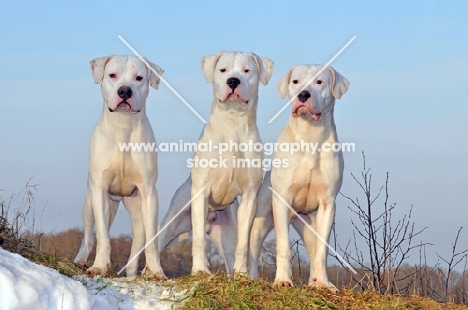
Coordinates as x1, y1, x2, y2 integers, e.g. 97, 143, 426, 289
1, 0, 467, 267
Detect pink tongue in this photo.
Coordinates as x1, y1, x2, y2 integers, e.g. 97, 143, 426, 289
312, 113, 321, 120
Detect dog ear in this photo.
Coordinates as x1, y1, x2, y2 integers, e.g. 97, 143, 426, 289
201, 52, 224, 83
278, 66, 295, 99
251, 54, 274, 85
147, 61, 164, 90
90, 56, 113, 84
326, 67, 350, 99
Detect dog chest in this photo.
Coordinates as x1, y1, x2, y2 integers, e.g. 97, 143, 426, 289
206, 164, 262, 208
287, 168, 330, 213
102, 153, 145, 197
290, 182, 326, 213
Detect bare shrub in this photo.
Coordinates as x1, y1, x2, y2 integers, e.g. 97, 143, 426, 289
332, 152, 428, 294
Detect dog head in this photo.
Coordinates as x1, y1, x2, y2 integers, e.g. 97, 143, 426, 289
202, 51, 274, 111
278, 64, 349, 120
90, 55, 163, 113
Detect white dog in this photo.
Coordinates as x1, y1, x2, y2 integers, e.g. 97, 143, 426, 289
74, 55, 166, 279
158, 51, 274, 275
249, 64, 349, 291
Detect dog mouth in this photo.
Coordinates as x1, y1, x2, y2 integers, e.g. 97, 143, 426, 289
219, 93, 249, 105
292, 104, 321, 120
293, 106, 309, 116
118, 101, 131, 110
108, 101, 139, 113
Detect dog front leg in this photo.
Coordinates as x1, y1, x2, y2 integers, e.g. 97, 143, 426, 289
272, 192, 293, 286
233, 189, 257, 275
248, 188, 274, 279
139, 186, 166, 279
122, 195, 145, 278
311, 198, 338, 292
86, 185, 111, 276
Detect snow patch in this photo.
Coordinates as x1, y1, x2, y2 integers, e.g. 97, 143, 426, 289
0, 247, 190, 310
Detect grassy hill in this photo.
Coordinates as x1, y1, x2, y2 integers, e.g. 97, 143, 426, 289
175, 274, 468, 310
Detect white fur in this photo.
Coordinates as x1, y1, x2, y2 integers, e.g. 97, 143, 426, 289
74, 55, 166, 279
249, 64, 349, 291
158, 51, 274, 275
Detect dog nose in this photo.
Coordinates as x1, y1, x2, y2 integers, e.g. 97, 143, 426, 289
297, 90, 311, 103
117, 86, 132, 99
226, 77, 240, 90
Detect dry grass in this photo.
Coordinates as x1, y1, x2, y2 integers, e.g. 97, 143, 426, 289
0, 187, 85, 278
174, 273, 468, 310
1, 214, 84, 277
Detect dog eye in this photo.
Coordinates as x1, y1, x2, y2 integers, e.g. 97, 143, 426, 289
220, 69, 226, 73
316, 80, 322, 85
244, 69, 250, 73
109, 73, 116, 78
136, 76, 143, 81
292, 80, 299, 84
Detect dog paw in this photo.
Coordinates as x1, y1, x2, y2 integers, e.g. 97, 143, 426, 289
141, 267, 168, 281
145, 272, 168, 281
233, 264, 249, 274
273, 279, 294, 287
85, 266, 107, 276
309, 278, 339, 293
125, 267, 138, 279
153, 273, 168, 281
191, 268, 212, 276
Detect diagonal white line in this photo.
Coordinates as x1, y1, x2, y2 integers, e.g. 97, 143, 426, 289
117, 187, 206, 275
118, 35, 207, 124
269, 187, 357, 274
268, 36, 356, 124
